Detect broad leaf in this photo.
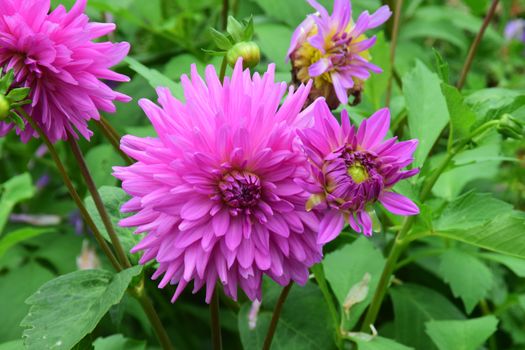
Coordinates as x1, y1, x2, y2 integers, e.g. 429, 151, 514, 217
85, 145, 125, 188
22, 266, 142, 350
403, 60, 450, 168
0, 228, 53, 258
364, 32, 391, 110
481, 253, 525, 277
391, 284, 464, 350
125, 57, 182, 98
439, 250, 493, 313
323, 237, 386, 329
93, 334, 146, 350
349, 335, 414, 350
0, 340, 23, 350
256, 23, 293, 71
0, 173, 35, 234
426, 316, 498, 350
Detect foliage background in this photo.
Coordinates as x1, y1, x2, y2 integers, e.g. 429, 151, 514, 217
0, 0, 524, 349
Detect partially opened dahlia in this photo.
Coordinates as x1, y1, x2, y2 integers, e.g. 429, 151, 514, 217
297, 101, 419, 243
288, 0, 391, 108
114, 60, 322, 302
0, 0, 130, 143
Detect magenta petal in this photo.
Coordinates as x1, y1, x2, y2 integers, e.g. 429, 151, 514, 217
358, 108, 390, 149
379, 191, 419, 216
309, 58, 331, 77
317, 210, 345, 244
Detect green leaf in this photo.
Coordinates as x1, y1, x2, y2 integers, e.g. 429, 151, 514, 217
125, 57, 182, 99
209, 28, 232, 51
85, 145, 125, 188
255, 23, 293, 70
439, 250, 493, 313
242, 17, 254, 41
434, 192, 513, 232
6, 87, 30, 102
391, 284, 464, 350
403, 60, 450, 168
93, 334, 146, 350
0, 340, 24, 350
432, 48, 449, 83
84, 187, 141, 263
22, 266, 142, 350
441, 84, 476, 142
238, 282, 336, 350
465, 88, 525, 124
364, 32, 390, 110
323, 237, 386, 329
0, 228, 53, 258
426, 316, 498, 350
481, 253, 525, 277
0, 173, 35, 234
227, 16, 243, 42
349, 335, 414, 350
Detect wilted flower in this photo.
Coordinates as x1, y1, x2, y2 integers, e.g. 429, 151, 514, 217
0, 0, 131, 143
114, 60, 322, 302
297, 101, 419, 242
287, 0, 391, 109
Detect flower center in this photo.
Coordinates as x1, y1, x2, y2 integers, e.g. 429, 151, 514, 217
219, 171, 261, 209
347, 161, 369, 184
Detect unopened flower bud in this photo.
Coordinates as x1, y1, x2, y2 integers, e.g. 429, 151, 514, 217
0, 95, 10, 120
498, 114, 523, 140
227, 41, 260, 69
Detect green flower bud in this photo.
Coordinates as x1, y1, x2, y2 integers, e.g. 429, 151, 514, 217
0, 94, 10, 120
226, 41, 260, 69
497, 114, 523, 140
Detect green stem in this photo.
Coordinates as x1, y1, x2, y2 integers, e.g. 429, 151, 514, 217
17, 108, 122, 272
360, 120, 499, 331
96, 118, 133, 166
219, 56, 228, 83
67, 135, 132, 269
221, 0, 229, 30
262, 283, 293, 350
210, 287, 223, 350
385, 0, 404, 107
456, 0, 500, 90
311, 264, 343, 349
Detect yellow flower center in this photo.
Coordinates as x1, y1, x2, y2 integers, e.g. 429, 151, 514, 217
347, 162, 369, 184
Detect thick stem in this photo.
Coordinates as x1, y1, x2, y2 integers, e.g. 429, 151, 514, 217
262, 283, 293, 350
385, 0, 404, 107
210, 287, 223, 350
221, 0, 229, 30
17, 108, 122, 271
456, 0, 500, 90
311, 264, 343, 349
67, 135, 132, 269
133, 280, 176, 350
96, 118, 133, 166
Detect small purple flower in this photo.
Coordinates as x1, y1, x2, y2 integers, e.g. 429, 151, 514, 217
505, 19, 525, 43
297, 101, 419, 242
288, 0, 391, 108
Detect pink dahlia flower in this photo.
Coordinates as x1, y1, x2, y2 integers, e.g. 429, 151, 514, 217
288, 0, 391, 108
297, 101, 419, 243
0, 0, 131, 143
114, 60, 322, 302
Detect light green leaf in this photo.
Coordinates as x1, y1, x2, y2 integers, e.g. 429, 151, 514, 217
403, 60, 450, 168
0, 228, 53, 258
481, 253, 525, 277
434, 192, 513, 232
85, 145, 124, 188
465, 88, 525, 124
439, 250, 493, 313
22, 266, 142, 350
441, 84, 476, 142
238, 282, 336, 350
426, 316, 498, 350
364, 32, 390, 110
391, 284, 464, 350
255, 23, 293, 71
0, 340, 24, 350
323, 237, 386, 329
125, 57, 182, 99
0, 173, 35, 234
84, 187, 141, 263
350, 335, 414, 350
93, 334, 146, 350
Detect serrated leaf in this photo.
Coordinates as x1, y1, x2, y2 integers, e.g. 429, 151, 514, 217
403, 60, 450, 168
209, 27, 232, 50
22, 266, 142, 350
439, 250, 493, 313
323, 237, 385, 329
391, 284, 464, 350
426, 316, 498, 350
441, 84, 476, 142
84, 187, 142, 263
6, 88, 30, 102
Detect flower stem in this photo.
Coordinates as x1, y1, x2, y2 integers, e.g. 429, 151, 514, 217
360, 120, 499, 331
457, 0, 500, 90
262, 283, 293, 350
311, 264, 343, 349
385, 0, 404, 107
221, 0, 229, 30
17, 107, 122, 272
96, 117, 133, 166
219, 56, 228, 83
67, 134, 132, 269
210, 287, 223, 350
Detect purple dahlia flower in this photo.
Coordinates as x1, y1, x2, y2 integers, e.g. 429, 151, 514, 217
288, 0, 391, 109
114, 60, 323, 302
297, 101, 419, 243
0, 0, 131, 143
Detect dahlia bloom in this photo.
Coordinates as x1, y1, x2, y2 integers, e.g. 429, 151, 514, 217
297, 101, 419, 243
287, 0, 391, 108
114, 60, 322, 302
0, 0, 130, 143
